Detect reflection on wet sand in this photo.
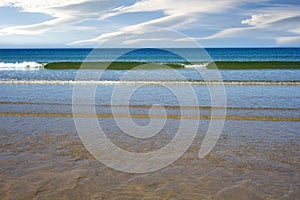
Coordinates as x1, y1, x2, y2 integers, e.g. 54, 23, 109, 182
1, 112, 300, 121
0, 112, 299, 199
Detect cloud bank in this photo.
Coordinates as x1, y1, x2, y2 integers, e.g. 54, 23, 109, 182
0, 0, 299, 46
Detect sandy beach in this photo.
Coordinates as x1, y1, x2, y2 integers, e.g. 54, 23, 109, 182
0, 100, 299, 199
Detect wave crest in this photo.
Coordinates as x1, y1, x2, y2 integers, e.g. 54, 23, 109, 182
0, 62, 45, 70
184, 63, 209, 69
0, 80, 299, 86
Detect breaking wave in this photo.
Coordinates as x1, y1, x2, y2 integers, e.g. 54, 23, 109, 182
0, 62, 45, 70
184, 63, 209, 69
0, 79, 299, 86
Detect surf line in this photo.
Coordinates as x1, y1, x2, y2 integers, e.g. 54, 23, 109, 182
1, 101, 300, 111
0, 112, 299, 121
0, 101, 299, 111
0, 80, 300, 86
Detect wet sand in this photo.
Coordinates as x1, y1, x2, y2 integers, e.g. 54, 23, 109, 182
0, 104, 299, 199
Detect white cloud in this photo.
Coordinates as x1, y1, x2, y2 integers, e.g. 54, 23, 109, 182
1, 0, 300, 46
277, 36, 300, 44
201, 27, 255, 40
241, 14, 272, 26
0, 0, 120, 35
70, 14, 192, 45
1, 0, 88, 10
123, 38, 173, 45
0, 18, 77, 35
202, 5, 300, 44
0, 0, 89, 17
241, 8, 300, 27
115, 0, 237, 14
70, 0, 258, 45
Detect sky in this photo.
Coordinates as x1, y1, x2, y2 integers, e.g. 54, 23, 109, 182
0, 0, 300, 48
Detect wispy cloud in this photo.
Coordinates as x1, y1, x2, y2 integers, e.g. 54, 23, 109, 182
277, 36, 300, 44
69, 0, 258, 45
0, 0, 120, 35
0, 0, 299, 46
202, 5, 300, 45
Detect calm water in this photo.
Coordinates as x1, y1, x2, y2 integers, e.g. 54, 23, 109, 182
0, 48, 299, 199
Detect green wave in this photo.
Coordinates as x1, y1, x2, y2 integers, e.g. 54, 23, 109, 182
43, 61, 300, 70
44, 62, 184, 70
208, 61, 300, 69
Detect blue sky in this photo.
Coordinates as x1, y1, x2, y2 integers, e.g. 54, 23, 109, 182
0, 0, 300, 48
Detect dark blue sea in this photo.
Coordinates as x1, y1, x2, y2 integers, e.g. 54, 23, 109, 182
0, 48, 300, 63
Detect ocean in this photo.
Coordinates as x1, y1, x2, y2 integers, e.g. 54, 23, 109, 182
1, 48, 300, 63
0, 48, 299, 199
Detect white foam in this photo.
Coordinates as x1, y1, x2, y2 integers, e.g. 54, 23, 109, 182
0, 62, 45, 70
184, 63, 209, 69
0, 80, 299, 86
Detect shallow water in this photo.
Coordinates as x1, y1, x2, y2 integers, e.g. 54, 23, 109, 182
1, 69, 300, 81
0, 116, 299, 199
0, 80, 299, 199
